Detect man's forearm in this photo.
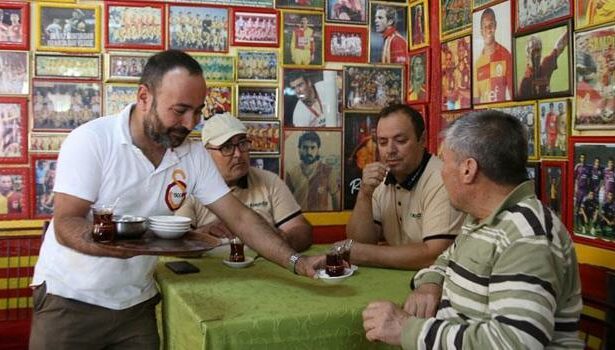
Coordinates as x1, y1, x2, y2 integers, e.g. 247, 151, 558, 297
351, 242, 443, 270
347, 191, 380, 243
54, 217, 132, 258
280, 224, 312, 252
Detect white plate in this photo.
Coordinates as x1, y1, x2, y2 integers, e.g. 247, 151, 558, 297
149, 223, 191, 230
222, 256, 254, 269
148, 215, 192, 224
317, 268, 354, 284
150, 227, 188, 239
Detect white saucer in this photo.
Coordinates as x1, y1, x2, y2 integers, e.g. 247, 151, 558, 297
350, 264, 359, 271
317, 268, 354, 284
222, 256, 254, 269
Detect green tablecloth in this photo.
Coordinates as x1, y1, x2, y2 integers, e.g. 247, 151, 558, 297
155, 245, 415, 350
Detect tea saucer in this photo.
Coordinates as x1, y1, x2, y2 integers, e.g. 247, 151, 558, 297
222, 256, 254, 269
316, 268, 354, 284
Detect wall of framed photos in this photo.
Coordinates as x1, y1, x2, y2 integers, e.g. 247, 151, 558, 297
0, 0, 613, 259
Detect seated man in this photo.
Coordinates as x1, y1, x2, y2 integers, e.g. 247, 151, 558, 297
176, 113, 312, 252
362, 110, 583, 349
345, 104, 464, 269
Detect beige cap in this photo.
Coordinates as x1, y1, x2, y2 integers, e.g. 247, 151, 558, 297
201, 113, 247, 146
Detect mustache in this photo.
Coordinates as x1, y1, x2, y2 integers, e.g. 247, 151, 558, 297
169, 126, 190, 136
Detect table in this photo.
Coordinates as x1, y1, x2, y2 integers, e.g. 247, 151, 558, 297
155, 245, 415, 350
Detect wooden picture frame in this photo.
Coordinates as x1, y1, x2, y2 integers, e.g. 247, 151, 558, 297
29, 132, 66, 154
575, 0, 613, 30
471, 2, 513, 105
513, 22, 572, 101
103, 83, 137, 116
541, 160, 568, 225
472, 0, 500, 10
407, 48, 429, 103
35, 2, 101, 53
369, 1, 408, 64
0, 50, 28, 95
0, 1, 30, 50
244, 120, 280, 154
282, 10, 324, 67
283, 129, 342, 212
475, 101, 539, 160
236, 49, 278, 82
250, 156, 280, 176
569, 137, 615, 249
409, 0, 429, 50
276, 0, 325, 11
441, 36, 471, 111
31, 154, 57, 219
231, 8, 279, 47
104, 52, 152, 82
439, 0, 472, 40
325, 0, 368, 25
516, 0, 571, 33
31, 79, 102, 132
574, 24, 615, 130
343, 64, 404, 111
0, 97, 27, 164
105, 1, 165, 50
324, 25, 368, 63
538, 98, 570, 160
35, 53, 101, 79
237, 85, 278, 120
191, 54, 234, 83
0, 167, 29, 220
168, 4, 229, 53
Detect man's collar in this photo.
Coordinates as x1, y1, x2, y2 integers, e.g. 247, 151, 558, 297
470, 180, 536, 228
382, 26, 397, 38
384, 151, 431, 191
229, 175, 248, 190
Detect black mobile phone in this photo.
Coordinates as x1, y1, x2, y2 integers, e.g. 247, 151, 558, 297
165, 261, 200, 274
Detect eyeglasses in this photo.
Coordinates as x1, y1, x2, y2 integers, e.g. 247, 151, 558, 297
207, 139, 251, 157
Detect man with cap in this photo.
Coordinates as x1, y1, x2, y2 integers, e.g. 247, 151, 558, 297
176, 113, 312, 252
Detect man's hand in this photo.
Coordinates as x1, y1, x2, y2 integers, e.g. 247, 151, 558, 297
295, 254, 326, 278
403, 283, 442, 318
362, 300, 409, 345
185, 220, 234, 246
359, 162, 389, 198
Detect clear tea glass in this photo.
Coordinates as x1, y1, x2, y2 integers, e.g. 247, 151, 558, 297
229, 237, 245, 262
325, 247, 345, 277
91, 204, 116, 243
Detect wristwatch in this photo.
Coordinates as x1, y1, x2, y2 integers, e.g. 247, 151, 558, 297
287, 253, 302, 274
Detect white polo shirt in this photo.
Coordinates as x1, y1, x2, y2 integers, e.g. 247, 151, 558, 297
32, 104, 229, 310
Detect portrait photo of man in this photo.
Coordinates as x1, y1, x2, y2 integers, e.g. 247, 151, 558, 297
283, 12, 323, 67
369, 3, 408, 64
409, 1, 428, 50
407, 51, 428, 102
283, 69, 341, 127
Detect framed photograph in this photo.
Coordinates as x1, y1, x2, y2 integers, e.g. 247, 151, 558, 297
276, 0, 324, 11
250, 156, 280, 176
436, 110, 468, 153
570, 138, 615, 248
31, 155, 57, 219
168, 4, 228, 52
409, 0, 429, 50
526, 161, 541, 196
35, 2, 100, 53
472, 2, 513, 105
0, 167, 29, 220
105, 52, 152, 82
237, 86, 278, 120
324, 25, 368, 63
476, 101, 539, 160
343, 112, 378, 209
35, 53, 101, 79
32, 79, 102, 132
513, 22, 572, 101
105, 2, 165, 50
441, 36, 471, 111
541, 160, 568, 224
538, 98, 570, 159
326, 0, 367, 25
473, 0, 500, 10
0, 97, 27, 164
574, 25, 615, 130
191, 54, 234, 83
30, 133, 66, 153
201, 83, 233, 123
343, 65, 404, 111
407, 48, 429, 103
439, 0, 472, 40
516, 0, 571, 33
283, 129, 342, 212
244, 120, 280, 154
236, 50, 278, 82
283, 68, 342, 127
576, 0, 613, 30
0, 51, 28, 95
282, 11, 324, 67
231, 8, 279, 47
369, 2, 408, 64
104, 83, 138, 116
0, 2, 29, 50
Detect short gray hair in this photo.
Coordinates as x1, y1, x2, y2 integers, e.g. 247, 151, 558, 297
443, 110, 528, 186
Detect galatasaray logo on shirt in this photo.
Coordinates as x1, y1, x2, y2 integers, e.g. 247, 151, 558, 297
165, 169, 187, 211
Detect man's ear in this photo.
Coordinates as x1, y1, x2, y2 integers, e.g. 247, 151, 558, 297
136, 85, 151, 111
461, 158, 478, 184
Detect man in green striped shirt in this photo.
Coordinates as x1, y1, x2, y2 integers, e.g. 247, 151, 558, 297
363, 110, 583, 349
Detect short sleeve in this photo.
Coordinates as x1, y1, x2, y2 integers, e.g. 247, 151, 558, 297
189, 145, 230, 206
